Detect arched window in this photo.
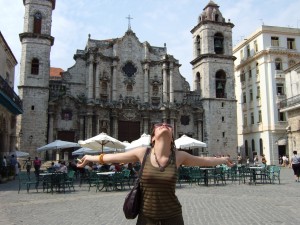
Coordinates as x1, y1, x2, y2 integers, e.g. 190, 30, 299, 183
215, 14, 219, 22
31, 58, 39, 75
256, 62, 259, 75
275, 58, 282, 70
196, 35, 201, 56
240, 70, 245, 83
100, 82, 108, 102
251, 139, 255, 153
215, 70, 226, 98
245, 140, 249, 157
259, 138, 263, 156
214, 33, 224, 54
127, 84, 133, 93
195, 72, 201, 93
101, 82, 108, 94
33, 12, 42, 34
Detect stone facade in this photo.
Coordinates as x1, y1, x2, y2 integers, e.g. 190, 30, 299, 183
17, 0, 237, 159
190, 1, 237, 157
17, 0, 55, 156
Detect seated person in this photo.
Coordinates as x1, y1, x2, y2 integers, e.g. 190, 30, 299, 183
47, 162, 56, 172
109, 163, 122, 172
58, 161, 68, 173
54, 161, 61, 169
127, 162, 137, 177
84, 162, 93, 171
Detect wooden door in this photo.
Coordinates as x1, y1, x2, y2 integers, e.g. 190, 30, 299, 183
118, 121, 140, 143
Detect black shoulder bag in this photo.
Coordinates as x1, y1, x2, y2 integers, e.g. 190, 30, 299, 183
123, 148, 150, 219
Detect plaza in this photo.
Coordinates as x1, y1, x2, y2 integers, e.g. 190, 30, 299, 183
0, 167, 299, 225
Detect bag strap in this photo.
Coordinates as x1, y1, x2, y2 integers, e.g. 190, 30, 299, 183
137, 147, 151, 180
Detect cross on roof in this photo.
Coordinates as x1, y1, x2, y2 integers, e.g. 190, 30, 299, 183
126, 14, 133, 30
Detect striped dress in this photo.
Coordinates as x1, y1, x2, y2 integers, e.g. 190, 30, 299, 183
139, 151, 182, 221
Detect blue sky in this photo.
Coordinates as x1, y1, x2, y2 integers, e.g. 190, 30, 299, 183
1, 0, 300, 92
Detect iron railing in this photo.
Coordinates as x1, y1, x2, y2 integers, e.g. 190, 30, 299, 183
0, 75, 22, 111
279, 94, 300, 109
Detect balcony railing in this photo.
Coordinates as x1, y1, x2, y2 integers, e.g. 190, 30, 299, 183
0, 75, 22, 114
279, 94, 300, 109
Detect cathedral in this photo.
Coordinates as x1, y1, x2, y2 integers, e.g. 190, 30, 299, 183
17, 0, 237, 160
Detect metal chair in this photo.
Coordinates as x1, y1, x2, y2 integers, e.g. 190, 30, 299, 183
18, 172, 38, 194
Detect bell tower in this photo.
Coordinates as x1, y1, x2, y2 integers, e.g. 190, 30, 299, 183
17, 0, 55, 155
191, 1, 237, 156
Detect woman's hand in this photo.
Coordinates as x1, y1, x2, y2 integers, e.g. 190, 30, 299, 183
222, 156, 235, 167
76, 155, 96, 168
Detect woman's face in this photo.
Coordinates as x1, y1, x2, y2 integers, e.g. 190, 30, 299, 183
151, 123, 173, 143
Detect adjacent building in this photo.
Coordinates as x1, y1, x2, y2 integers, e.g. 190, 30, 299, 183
279, 62, 300, 157
0, 31, 22, 157
233, 25, 300, 164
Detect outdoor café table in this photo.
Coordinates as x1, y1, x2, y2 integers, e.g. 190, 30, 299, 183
249, 166, 264, 184
200, 167, 215, 186
39, 172, 67, 193
96, 171, 115, 191
96, 171, 115, 176
38, 172, 54, 192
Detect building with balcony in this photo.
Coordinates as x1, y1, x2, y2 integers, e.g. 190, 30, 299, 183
0, 31, 22, 157
279, 62, 300, 156
233, 25, 300, 164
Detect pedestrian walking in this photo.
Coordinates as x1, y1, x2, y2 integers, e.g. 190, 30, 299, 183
2, 155, 8, 177
33, 156, 42, 178
290, 151, 300, 182
23, 157, 32, 176
10, 154, 17, 178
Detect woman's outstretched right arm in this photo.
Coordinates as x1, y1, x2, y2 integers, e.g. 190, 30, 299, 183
76, 147, 147, 168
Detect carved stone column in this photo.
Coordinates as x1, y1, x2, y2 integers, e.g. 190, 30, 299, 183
48, 112, 54, 143
142, 115, 149, 134
95, 114, 100, 134
143, 63, 149, 103
170, 110, 176, 137
162, 62, 168, 103
195, 109, 204, 141
79, 115, 84, 140
162, 110, 168, 124
86, 108, 93, 138
95, 60, 100, 100
87, 58, 94, 100
112, 61, 118, 101
111, 110, 118, 138
169, 62, 174, 104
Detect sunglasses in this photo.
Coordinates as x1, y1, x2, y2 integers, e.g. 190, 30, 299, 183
154, 123, 173, 129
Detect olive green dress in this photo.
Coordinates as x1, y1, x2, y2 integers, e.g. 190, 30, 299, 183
136, 151, 184, 225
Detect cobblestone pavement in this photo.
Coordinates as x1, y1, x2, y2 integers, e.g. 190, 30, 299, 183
0, 167, 299, 225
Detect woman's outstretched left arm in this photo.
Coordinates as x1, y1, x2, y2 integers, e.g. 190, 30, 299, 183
176, 150, 234, 167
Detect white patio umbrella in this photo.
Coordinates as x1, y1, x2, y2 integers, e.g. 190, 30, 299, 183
125, 133, 151, 151
72, 147, 116, 156
175, 135, 207, 149
37, 140, 81, 152
15, 150, 30, 158
78, 132, 126, 152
